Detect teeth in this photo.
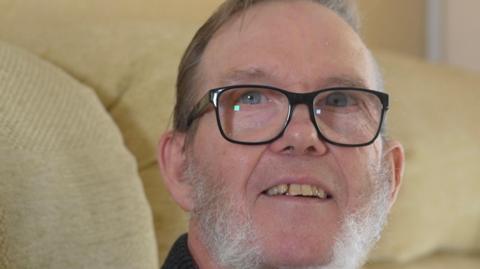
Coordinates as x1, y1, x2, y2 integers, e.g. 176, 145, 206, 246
266, 188, 277, 196
279, 184, 288, 194
301, 185, 313, 196
266, 184, 288, 196
265, 184, 329, 199
313, 187, 327, 199
288, 184, 302, 196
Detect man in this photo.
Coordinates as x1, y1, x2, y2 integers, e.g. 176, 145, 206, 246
157, 0, 404, 268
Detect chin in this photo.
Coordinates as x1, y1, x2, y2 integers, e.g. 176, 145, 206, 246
258, 229, 337, 268
264, 254, 331, 269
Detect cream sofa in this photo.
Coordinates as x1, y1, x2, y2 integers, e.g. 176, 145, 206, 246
1, 1, 479, 268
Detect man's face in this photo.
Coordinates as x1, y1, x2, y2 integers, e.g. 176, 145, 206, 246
185, 1, 395, 268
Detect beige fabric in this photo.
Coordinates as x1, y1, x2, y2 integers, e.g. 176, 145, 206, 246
1, 9, 195, 259
0, 41, 158, 269
365, 253, 480, 269
0, 0, 479, 267
0, 20, 194, 167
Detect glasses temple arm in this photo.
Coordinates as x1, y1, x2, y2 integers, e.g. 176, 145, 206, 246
186, 93, 212, 127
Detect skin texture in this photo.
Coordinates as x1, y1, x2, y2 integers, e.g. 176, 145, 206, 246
158, 1, 405, 268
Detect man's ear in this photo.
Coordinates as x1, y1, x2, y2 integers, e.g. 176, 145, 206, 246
157, 131, 194, 212
383, 139, 405, 210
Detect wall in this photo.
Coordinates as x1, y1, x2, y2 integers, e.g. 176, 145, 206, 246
359, 0, 426, 58
444, 0, 480, 72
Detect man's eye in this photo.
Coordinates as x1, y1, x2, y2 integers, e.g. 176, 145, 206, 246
325, 92, 355, 107
238, 91, 265, 105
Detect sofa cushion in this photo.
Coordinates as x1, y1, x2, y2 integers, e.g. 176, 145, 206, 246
1, 15, 194, 260
0, 41, 158, 269
369, 51, 480, 262
365, 253, 480, 269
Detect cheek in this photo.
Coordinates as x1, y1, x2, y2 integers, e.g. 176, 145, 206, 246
192, 119, 266, 196
330, 144, 382, 211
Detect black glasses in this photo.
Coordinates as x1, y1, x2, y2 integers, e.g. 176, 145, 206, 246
186, 85, 389, 147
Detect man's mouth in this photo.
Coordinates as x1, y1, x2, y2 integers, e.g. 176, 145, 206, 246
262, 184, 333, 200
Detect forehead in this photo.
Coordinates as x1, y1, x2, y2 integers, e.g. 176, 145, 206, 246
199, 0, 375, 92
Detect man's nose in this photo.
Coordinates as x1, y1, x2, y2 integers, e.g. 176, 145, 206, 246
269, 105, 328, 156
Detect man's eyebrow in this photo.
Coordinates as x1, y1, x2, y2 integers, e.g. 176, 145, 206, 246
324, 76, 368, 88
219, 68, 275, 85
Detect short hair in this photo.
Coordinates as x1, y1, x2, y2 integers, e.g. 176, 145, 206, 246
173, 0, 360, 133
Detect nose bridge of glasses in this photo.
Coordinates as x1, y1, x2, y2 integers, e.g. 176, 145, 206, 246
287, 90, 317, 106
286, 102, 318, 133
286, 91, 318, 124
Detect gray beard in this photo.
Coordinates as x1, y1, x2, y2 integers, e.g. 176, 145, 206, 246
187, 157, 392, 269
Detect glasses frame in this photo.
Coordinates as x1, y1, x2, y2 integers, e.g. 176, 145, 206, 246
186, 84, 389, 147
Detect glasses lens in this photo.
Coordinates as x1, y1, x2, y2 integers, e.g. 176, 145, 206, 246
313, 90, 383, 145
218, 87, 289, 143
